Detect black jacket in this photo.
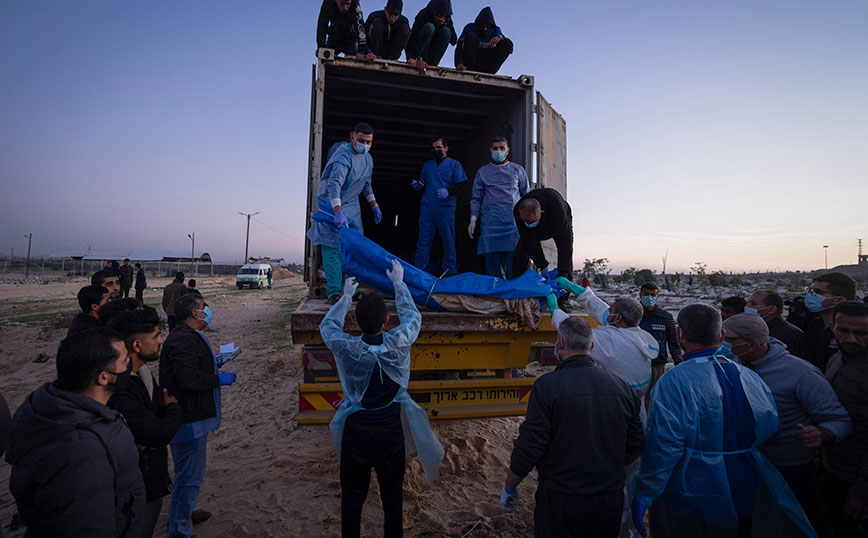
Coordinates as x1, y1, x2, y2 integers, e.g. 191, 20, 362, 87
510, 355, 644, 495
6, 383, 145, 537
161, 279, 188, 316
159, 323, 219, 423
767, 315, 808, 360
135, 268, 147, 291
119, 265, 134, 287
316, 0, 370, 54
0, 390, 10, 458
109, 369, 183, 502
805, 317, 837, 372
406, 0, 457, 59
512, 188, 574, 280
365, 9, 410, 31
67, 311, 100, 338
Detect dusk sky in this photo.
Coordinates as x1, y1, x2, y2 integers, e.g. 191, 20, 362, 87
2, 1, 866, 273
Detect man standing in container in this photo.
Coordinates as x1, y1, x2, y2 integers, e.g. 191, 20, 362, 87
412, 137, 467, 276
469, 136, 529, 279
307, 122, 382, 304
512, 187, 573, 290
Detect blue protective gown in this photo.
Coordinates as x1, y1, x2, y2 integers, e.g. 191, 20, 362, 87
633, 347, 817, 538
306, 142, 375, 249
319, 280, 445, 480
414, 157, 467, 275
470, 161, 530, 254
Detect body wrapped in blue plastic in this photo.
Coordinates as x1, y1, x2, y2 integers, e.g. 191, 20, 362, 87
320, 280, 444, 480
632, 349, 817, 538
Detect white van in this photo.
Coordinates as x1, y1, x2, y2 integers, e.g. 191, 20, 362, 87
236, 264, 271, 289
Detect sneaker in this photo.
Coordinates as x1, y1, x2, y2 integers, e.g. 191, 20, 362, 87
191, 510, 212, 525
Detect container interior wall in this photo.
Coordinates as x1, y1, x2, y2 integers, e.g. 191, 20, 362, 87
318, 63, 530, 276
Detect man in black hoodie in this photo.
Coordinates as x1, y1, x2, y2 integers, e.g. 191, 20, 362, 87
512, 188, 574, 293
68, 284, 110, 337
455, 7, 513, 74
365, 0, 410, 60
406, 0, 456, 69
5, 328, 145, 537
317, 0, 374, 60
110, 309, 184, 538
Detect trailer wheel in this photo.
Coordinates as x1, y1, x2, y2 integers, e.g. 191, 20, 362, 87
236, 284, 243, 290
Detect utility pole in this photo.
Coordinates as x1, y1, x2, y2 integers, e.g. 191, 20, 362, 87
187, 233, 195, 276
824, 245, 829, 269
859, 238, 863, 264
238, 211, 259, 264
24, 233, 32, 278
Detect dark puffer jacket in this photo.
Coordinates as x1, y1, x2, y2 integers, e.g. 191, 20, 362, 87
159, 323, 219, 423
6, 383, 145, 537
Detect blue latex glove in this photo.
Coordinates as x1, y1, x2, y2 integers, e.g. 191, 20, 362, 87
372, 205, 382, 224
436, 188, 449, 199
556, 276, 585, 296
333, 209, 348, 229
218, 371, 237, 386
411, 180, 424, 191
545, 293, 559, 313
500, 486, 517, 512
631, 497, 650, 537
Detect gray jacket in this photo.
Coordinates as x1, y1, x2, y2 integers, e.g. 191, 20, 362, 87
750, 338, 851, 466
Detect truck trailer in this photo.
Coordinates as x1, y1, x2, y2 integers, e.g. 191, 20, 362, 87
292, 49, 567, 424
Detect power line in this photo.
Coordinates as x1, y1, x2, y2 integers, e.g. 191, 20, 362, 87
251, 217, 303, 243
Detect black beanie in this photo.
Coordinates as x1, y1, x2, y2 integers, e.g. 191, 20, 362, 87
386, 0, 403, 15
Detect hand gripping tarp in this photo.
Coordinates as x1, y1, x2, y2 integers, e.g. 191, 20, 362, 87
315, 212, 554, 310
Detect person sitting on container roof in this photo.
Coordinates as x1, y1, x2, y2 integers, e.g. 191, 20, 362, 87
320, 260, 444, 538
406, 0, 457, 71
455, 6, 513, 74
512, 188, 573, 308
412, 137, 468, 277
365, 0, 410, 61
306, 122, 382, 304
468, 136, 529, 279
316, 0, 375, 61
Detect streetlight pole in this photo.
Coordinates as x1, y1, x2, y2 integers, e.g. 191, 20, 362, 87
238, 212, 259, 263
824, 245, 829, 269
24, 233, 32, 278
188, 233, 195, 276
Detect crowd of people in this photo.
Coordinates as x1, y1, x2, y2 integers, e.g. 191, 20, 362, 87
2, 268, 237, 538
318, 0, 514, 75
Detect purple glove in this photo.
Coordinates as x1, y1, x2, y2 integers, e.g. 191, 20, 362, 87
436, 188, 449, 199
372, 205, 382, 224
333, 209, 348, 229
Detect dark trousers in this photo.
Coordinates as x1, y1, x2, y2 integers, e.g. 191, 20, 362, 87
135, 287, 144, 303
367, 18, 410, 60
340, 415, 405, 538
140, 498, 162, 538
819, 467, 867, 538
167, 315, 177, 332
457, 34, 514, 74
533, 485, 622, 538
122, 284, 131, 298
776, 462, 828, 537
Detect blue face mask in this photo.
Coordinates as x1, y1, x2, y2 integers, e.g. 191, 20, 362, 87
718, 341, 738, 361
353, 140, 371, 154
524, 220, 539, 229
554, 344, 562, 362
491, 150, 507, 163
600, 312, 611, 326
202, 306, 213, 325
743, 306, 758, 315
804, 291, 832, 313
640, 296, 657, 308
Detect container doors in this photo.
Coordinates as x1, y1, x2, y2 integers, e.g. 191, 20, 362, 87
535, 92, 567, 198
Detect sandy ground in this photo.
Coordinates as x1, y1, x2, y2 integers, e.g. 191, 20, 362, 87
0, 273, 537, 537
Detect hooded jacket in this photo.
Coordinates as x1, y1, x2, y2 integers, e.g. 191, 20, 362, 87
316, 0, 370, 54
406, 0, 457, 59
6, 383, 145, 537
455, 7, 506, 65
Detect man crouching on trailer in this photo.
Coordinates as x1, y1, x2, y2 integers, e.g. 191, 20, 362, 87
320, 259, 444, 538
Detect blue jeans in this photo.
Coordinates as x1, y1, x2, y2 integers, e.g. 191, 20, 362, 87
485, 252, 513, 279
411, 23, 451, 65
167, 435, 208, 538
414, 208, 457, 275
321, 245, 343, 298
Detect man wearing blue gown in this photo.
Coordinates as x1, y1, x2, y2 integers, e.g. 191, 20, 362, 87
307, 122, 383, 303
468, 136, 530, 279
412, 137, 467, 276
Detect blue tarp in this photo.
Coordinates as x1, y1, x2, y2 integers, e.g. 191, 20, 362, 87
329, 222, 552, 310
